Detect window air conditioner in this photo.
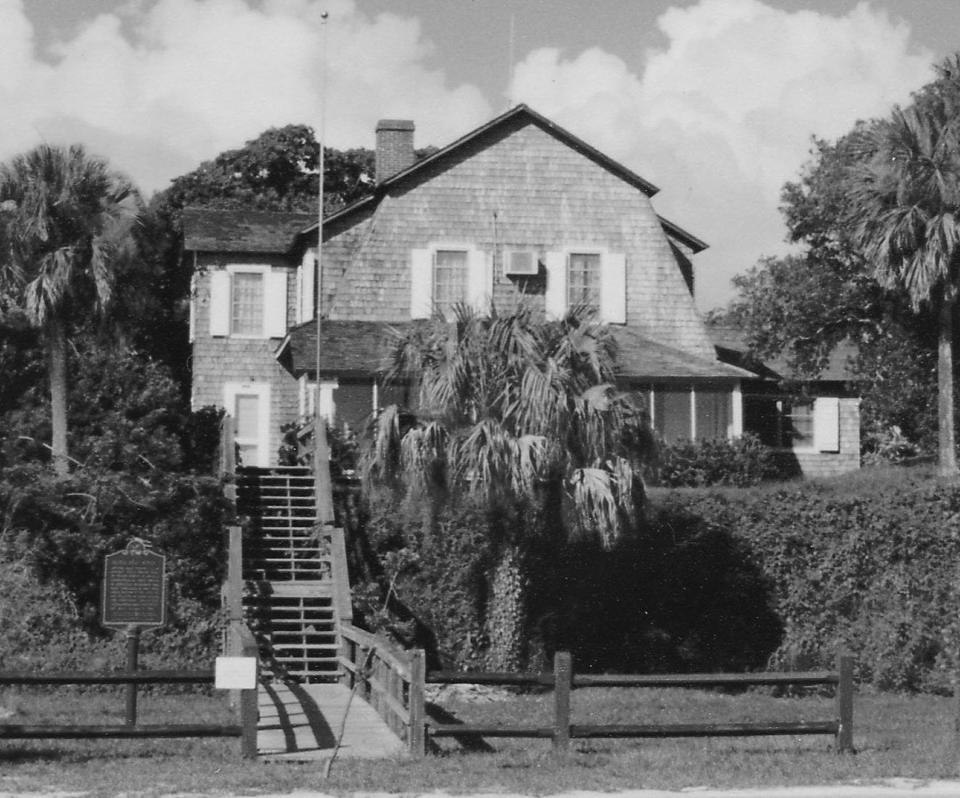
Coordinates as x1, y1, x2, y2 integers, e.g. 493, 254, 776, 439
504, 250, 539, 276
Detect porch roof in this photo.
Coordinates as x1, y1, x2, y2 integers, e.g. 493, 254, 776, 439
277, 320, 753, 382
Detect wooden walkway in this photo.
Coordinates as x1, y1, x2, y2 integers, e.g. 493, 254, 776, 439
257, 681, 405, 761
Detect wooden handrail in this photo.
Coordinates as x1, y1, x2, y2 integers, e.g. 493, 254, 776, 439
338, 622, 425, 755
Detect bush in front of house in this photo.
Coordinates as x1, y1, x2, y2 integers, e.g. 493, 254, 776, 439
0, 462, 230, 671
649, 467, 960, 692
655, 433, 784, 487
353, 483, 784, 675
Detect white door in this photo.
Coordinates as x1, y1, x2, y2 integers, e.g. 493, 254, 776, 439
225, 383, 270, 467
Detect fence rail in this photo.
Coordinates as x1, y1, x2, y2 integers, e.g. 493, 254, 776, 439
0, 624, 260, 757
339, 622, 425, 755
425, 652, 855, 754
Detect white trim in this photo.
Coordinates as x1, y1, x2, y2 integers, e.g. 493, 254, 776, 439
466, 248, 492, 312
410, 248, 433, 319
213, 264, 277, 339
600, 251, 627, 324
299, 248, 317, 324
814, 397, 841, 453
188, 272, 197, 343
730, 381, 743, 439
544, 251, 567, 319
689, 385, 697, 440
209, 270, 231, 337
318, 379, 339, 425
264, 271, 288, 338
223, 382, 271, 468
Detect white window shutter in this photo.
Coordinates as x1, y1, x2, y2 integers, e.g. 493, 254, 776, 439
410, 248, 433, 319
209, 270, 231, 336
601, 252, 627, 324
544, 251, 566, 319
467, 249, 492, 312
265, 270, 288, 338
813, 397, 840, 452
188, 273, 197, 343
299, 249, 316, 324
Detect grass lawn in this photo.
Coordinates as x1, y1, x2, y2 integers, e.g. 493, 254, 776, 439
1, 684, 959, 796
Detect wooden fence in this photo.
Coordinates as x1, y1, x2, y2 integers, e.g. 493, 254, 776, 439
345, 639, 854, 756
0, 631, 259, 757
339, 622, 425, 754
427, 652, 854, 753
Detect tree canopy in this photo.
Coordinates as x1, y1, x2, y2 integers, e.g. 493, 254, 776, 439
0, 144, 140, 474
364, 304, 652, 668
721, 60, 960, 463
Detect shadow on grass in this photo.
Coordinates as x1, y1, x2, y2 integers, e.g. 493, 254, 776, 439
425, 702, 494, 753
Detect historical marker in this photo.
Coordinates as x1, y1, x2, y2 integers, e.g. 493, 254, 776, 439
102, 538, 167, 629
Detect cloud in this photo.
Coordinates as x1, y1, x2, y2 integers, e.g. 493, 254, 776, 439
0, 0, 490, 196
509, 0, 935, 307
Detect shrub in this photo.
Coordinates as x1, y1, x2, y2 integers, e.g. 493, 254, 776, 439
649, 467, 960, 692
655, 433, 783, 487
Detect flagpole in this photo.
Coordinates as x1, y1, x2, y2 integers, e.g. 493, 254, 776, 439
314, 9, 334, 525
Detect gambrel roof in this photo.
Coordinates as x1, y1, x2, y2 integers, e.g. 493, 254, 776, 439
293, 104, 707, 256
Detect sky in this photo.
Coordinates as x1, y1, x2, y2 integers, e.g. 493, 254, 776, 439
6, 0, 959, 309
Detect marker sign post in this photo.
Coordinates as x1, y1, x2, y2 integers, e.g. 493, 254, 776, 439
101, 539, 167, 725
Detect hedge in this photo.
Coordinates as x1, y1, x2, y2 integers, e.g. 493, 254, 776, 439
648, 466, 960, 692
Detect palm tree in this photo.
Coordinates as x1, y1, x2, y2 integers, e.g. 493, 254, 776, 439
0, 144, 139, 476
848, 74, 960, 479
364, 304, 652, 669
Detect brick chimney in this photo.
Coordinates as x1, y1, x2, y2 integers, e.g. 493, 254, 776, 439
375, 119, 415, 183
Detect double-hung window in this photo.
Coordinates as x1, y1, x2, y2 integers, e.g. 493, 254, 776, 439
545, 248, 626, 323
566, 252, 601, 313
433, 249, 469, 317
232, 272, 264, 335
208, 265, 288, 338
410, 246, 491, 319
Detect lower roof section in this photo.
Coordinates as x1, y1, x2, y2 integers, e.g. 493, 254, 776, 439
276, 319, 754, 382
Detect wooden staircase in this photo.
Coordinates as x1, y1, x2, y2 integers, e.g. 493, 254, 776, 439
237, 466, 345, 683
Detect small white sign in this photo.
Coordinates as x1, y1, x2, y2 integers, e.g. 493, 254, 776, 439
215, 656, 257, 690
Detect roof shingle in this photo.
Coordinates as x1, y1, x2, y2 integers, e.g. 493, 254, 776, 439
182, 207, 313, 254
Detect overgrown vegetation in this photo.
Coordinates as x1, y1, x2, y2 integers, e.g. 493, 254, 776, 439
0, 333, 228, 672
650, 465, 960, 692
654, 433, 783, 488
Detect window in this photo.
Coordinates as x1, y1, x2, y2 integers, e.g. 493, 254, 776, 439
567, 252, 601, 311
649, 384, 737, 443
410, 246, 491, 319
209, 265, 288, 338
433, 249, 469, 316
232, 272, 264, 335
545, 249, 626, 323
743, 395, 840, 453
784, 401, 815, 449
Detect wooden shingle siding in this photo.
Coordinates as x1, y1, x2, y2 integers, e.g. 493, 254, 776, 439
191, 252, 300, 465
324, 121, 717, 362
792, 398, 861, 477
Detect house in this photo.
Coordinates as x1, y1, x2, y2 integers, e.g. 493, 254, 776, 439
709, 322, 861, 478
184, 104, 859, 477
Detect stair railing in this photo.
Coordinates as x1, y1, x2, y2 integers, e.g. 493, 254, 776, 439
338, 622, 425, 756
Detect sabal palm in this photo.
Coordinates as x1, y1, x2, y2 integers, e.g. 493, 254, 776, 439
0, 144, 138, 475
848, 87, 960, 479
365, 304, 650, 668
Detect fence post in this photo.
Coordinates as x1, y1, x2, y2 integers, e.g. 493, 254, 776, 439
358, 646, 370, 700
408, 649, 426, 757
835, 653, 854, 753
240, 631, 259, 759
553, 651, 572, 752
